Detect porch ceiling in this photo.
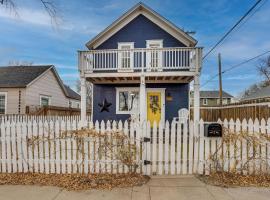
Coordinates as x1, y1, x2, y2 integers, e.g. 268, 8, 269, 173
86, 75, 194, 84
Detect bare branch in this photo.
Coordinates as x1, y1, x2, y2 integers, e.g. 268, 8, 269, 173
39, 0, 62, 28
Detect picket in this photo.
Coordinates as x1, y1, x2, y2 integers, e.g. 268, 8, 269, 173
164, 121, 169, 174
170, 121, 176, 175
176, 122, 182, 174
182, 120, 188, 174
158, 121, 164, 175
0, 116, 268, 176
152, 121, 157, 174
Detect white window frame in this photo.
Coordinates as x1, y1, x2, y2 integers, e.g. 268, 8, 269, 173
146, 40, 163, 70
117, 42, 134, 71
0, 92, 7, 114
40, 95, 51, 106
202, 98, 208, 106
116, 87, 139, 114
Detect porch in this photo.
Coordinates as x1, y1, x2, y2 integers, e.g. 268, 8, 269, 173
78, 47, 202, 126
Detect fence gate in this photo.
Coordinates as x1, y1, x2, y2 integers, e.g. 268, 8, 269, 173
140, 117, 195, 176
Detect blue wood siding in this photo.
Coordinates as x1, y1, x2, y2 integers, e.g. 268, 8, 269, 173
95, 14, 186, 50
92, 83, 189, 122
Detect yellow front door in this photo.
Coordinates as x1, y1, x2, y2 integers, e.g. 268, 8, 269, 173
147, 92, 161, 126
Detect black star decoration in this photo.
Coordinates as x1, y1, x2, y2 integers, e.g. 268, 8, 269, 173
98, 98, 112, 112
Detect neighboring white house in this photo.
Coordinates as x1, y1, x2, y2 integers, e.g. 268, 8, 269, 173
0, 65, 80, 115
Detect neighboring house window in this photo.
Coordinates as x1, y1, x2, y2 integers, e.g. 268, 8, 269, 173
76, 102, 80, 109
202, 98, 208, 106
223, 98, 228, 104
40, 95, 50, 106
116, 88, 139, 114
0, 92, 7, 114
118, 42, 134, 70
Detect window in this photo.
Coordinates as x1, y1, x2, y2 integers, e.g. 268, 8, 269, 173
146, 40, 163, 69
40, 95, 50, 106
116, 88, 139, 114
118, 42, 134, 70
202, 98, 208, 106
0, 92, 7, 114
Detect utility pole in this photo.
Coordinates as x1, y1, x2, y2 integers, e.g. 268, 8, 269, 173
218, 53, 223, 107
218, 53, 223, 120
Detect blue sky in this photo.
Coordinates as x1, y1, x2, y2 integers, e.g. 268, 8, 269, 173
0, 0, 269, 96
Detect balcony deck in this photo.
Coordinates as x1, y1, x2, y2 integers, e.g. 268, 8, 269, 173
78, 47, 202, 84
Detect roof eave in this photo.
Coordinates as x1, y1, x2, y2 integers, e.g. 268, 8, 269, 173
86, 2, 197, 49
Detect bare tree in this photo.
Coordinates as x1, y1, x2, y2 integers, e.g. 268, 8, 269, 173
76, 79, 92, 110
0, 0, 61, 27
257, 56, 270, 85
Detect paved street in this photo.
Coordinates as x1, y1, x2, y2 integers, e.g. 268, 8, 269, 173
0, 176, 269, 200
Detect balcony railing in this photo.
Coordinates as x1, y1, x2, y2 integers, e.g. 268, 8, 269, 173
79, 47, 202, 73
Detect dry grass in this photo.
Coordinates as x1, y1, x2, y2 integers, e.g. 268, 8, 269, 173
198, 172, 270, 188
0, 173, 149, 191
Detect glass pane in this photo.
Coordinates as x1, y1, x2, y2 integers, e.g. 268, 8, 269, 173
0, 95, 6, 114
129, 91, 139, 112
119, 91, 129, 111
41, 97, 49, 106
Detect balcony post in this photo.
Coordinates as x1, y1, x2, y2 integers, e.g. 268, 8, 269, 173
139, 75, 146, 125
80, 76, 87, 127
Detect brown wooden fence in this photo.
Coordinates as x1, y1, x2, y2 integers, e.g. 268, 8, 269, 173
190, 98, 270, 121
25, 105, 91, 116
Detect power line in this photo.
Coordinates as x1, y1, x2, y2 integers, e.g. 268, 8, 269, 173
201, 50, 270, 88
203, 0, 264, 60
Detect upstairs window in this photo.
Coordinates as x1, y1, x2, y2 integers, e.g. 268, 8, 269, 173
116, 88, 139, 114
40, 95, 50, 106
118, 42, 134, 70
0, 92, 7, 114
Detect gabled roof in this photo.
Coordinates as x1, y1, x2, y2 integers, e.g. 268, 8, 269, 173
241, 85, 270, 101
0, 65, 52, 88
86, 2, 197, 49
190, 90, 234, 98
0, 65, 80, 101
200, 91, 234, 98
64, 85, 81, 100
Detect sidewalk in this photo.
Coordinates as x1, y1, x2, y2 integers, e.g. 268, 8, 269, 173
0, 175, 269, 200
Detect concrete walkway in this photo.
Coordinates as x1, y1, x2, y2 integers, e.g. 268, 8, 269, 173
0, 176, 269, 200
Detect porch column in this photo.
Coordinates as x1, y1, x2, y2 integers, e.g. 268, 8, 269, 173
139, 75, 146, 124
80, 76, 87, 127
193, 74, 200, 124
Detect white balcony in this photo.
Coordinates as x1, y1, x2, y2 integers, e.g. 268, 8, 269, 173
78, 47, 202, 83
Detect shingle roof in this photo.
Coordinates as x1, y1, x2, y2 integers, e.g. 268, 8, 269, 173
200, 91, 233, 98
0, 65, 52, 88
64, 85, 80, 100
0, 65, 81, 101
241, 85, 270, 101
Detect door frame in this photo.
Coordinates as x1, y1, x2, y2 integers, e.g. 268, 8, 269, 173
146, 88, 165, 125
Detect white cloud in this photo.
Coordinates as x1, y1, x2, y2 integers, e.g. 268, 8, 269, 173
0, 7, 53, 27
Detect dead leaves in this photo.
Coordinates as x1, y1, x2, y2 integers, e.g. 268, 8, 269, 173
199, 172, 270, 188
0, 173, 149, 190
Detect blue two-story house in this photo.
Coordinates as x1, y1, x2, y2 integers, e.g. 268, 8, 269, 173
78, 2, 202, 125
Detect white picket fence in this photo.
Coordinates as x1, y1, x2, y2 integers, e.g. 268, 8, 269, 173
0, 117, 269, 175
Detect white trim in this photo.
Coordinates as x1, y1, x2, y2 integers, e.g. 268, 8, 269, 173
146, 88, 166, 125
39, 95, 51, 106
0, 92, 7, 114
202, 98, 208, 106
146, 40, 163, 70
146, 40, 163, 48
116, 87, 140, 114
86, 3, 196, 49
118, 42, 134, 71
